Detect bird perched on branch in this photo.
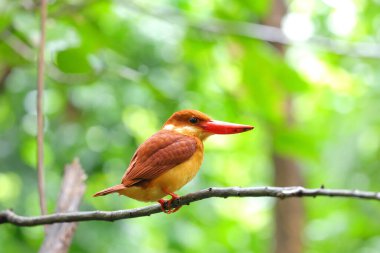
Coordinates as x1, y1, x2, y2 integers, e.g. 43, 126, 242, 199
94, 109, 254, 213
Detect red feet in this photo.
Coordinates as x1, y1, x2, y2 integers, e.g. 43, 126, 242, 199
158, 192, 182, 214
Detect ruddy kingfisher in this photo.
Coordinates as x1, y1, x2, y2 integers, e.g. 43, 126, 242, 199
94, 110, 254, 213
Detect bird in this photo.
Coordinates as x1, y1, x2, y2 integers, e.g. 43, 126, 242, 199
93, 109, 254, 213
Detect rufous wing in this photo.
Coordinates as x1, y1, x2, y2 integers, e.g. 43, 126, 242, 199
121, 130, 197, 186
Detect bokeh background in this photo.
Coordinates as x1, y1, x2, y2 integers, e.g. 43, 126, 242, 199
1, 0, 380, 252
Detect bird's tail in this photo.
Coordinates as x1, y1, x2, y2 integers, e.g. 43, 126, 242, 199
93, 184, 126, 197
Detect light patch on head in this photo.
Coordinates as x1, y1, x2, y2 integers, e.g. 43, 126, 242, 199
163, 124, 212, 140
163, 124, 175, 131
164, 124, 199, 134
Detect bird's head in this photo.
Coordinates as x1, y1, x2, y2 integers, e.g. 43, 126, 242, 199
163, 109, 254, 140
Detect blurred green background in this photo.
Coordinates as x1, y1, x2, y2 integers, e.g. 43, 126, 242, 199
1, 0, 380, 252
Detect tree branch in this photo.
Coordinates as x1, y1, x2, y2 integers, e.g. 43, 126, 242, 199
39, 158, 86, 253
1, 186, 379, 227
125, 1, 380, 59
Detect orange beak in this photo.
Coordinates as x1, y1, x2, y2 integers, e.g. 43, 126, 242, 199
201, 120, 254, 134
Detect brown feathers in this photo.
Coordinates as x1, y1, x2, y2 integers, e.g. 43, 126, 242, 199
121, 130, 197, 186
164, 109, 211, 127
93, 184, 125, 197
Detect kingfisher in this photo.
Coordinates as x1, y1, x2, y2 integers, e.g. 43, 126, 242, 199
94, 109, 254, 213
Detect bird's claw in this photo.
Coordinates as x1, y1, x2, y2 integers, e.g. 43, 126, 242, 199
158, 193, 182, 214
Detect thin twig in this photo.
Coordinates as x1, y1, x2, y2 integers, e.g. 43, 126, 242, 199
0, 66, 12, 93
1, 186, 379, 227
37, 0, 48, 217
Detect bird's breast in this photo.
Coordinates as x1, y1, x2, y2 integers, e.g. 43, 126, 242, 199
152, 142, 204, 193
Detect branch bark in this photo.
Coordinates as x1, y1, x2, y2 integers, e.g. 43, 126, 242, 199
39, 158, 86, 253
1, 186, 379, 227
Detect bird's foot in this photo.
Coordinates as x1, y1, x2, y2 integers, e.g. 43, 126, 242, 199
158, 192, 182, 214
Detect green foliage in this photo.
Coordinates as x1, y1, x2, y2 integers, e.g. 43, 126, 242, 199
1, 0, 380, 252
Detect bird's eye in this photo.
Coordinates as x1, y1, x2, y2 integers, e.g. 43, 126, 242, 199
189, 117, 199, 124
